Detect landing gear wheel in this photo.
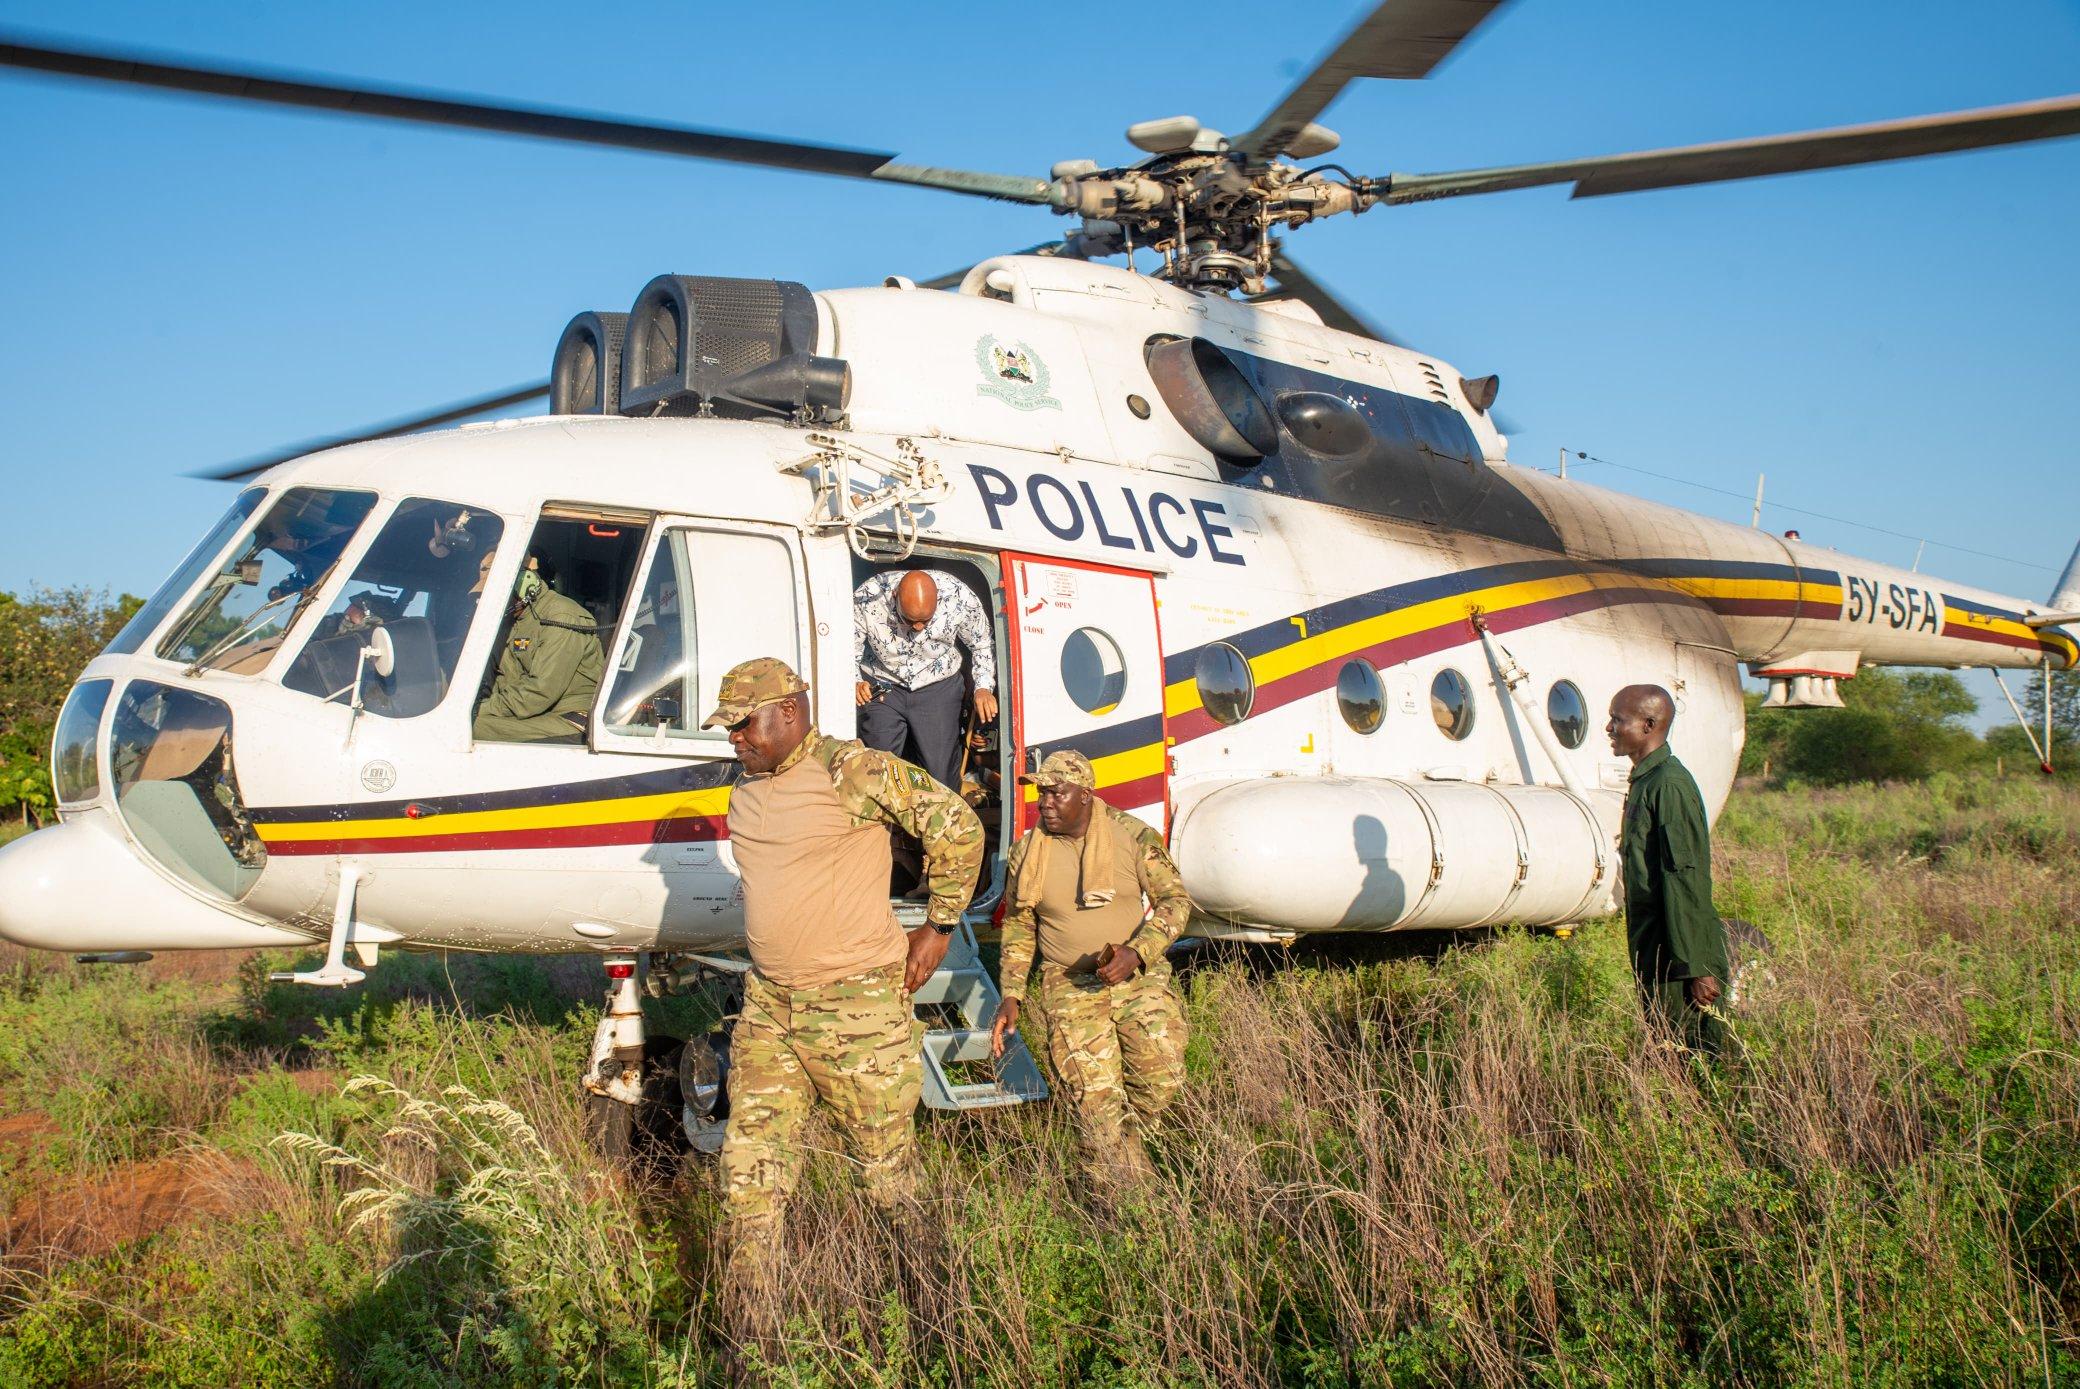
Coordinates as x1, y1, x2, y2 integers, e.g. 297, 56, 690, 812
585, 1034, 689, 1173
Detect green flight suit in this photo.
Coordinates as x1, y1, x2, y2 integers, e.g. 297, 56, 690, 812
472, 587, 604, 743
1620, 744, 1731, 1056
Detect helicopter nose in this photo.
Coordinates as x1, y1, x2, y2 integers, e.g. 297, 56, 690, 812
0, 811, 311, 953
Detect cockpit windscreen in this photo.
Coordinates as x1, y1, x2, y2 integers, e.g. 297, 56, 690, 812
157, 488, 378, 674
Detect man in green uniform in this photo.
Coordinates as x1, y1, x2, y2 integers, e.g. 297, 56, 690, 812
705, 657, 984, 1313
1607, 683, 1730, 1056
989, 750, 1193, 1182
472, 561, 604, 742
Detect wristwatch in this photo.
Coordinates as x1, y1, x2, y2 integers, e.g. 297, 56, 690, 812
928, 916, 959, 936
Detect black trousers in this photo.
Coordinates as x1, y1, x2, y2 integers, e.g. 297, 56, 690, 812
859, 673, 966, 792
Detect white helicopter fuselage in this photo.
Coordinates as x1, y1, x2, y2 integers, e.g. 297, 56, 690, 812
1, 256, 2070, 964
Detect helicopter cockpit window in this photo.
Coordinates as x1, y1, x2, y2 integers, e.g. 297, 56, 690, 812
157, 487, 378, 675
604, 533, 695, 735
105, 490, 265, 657
282, 500, 506, 718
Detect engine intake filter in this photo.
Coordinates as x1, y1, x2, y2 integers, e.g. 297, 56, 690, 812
619, 275, 836, 421
1144, 335, 1278, 463
549, 311, 627, 415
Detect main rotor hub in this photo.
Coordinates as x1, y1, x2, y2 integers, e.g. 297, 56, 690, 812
1048, 152, 1380, 292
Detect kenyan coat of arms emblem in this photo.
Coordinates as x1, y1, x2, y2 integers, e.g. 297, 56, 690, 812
974, 334, 1062, 412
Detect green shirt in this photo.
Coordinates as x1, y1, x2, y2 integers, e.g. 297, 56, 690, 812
1620, 744, 1729, 984
478, 588, 604, 723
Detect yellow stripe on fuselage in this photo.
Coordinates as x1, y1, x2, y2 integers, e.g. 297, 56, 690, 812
1162, 568, 1660, 720
1019, 741, 1166, 802
254, 785, 734, 843
1663, 576, 1844, 608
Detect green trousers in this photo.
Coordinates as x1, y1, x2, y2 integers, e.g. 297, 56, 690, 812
1641, 977, 1726, 1058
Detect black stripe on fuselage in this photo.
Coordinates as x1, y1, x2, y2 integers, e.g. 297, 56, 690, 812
248, 756, 740, 824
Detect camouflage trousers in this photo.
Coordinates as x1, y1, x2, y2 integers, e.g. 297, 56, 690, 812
719, 962, 922, 1302
1035, 958, 1187, 1180
1641, 976, 1727, 1058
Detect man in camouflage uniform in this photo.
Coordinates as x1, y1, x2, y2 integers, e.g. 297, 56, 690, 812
989, 751, 1192, 1182
705, 657, 984, 1308
472, 560, 604, 742
1607, 683, 1731, 1057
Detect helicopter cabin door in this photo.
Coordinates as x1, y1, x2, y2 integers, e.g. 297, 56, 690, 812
589, 517, 811, 755
1002, 554, 1168, 835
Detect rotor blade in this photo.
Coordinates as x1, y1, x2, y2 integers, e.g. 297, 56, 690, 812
196, 381, 550, 482
1384, 93, 2080, 203
1238, 0, 1509, 161
1253, 251, 1402, 346
0, 34, 1052, 203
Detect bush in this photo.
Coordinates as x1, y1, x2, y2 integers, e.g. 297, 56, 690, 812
1744, 668, 1980, 785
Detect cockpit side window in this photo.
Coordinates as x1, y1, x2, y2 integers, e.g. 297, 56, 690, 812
157, 488, 378, 674
281, 500, 505, 717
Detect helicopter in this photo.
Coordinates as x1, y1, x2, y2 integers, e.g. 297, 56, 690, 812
0, 2, 2076, 1146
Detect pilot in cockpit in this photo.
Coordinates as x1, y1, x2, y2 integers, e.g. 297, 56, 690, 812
471, 557, 605, 744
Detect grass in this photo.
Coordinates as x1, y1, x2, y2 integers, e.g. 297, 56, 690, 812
2, 776, 2077, 1386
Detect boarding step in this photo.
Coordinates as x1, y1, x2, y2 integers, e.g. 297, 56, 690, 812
906, 915, 1048, 1111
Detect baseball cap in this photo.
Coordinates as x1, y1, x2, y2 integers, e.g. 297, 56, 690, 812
701, 657, 810, 729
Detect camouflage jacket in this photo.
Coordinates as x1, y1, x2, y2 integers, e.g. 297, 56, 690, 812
998, 804, 1191, 1001
778, 731, 984, 929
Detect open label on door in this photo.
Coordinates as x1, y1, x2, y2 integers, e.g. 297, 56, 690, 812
1003, 554, 1167, 835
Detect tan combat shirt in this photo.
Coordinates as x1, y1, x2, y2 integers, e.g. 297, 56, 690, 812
997, 803, 1193, 1003
727, 730, 984, 990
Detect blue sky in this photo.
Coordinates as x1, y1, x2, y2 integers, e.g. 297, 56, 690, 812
2, 0, 2076, 725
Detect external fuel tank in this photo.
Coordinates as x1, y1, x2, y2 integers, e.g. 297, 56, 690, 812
1171, 776, 1623, 934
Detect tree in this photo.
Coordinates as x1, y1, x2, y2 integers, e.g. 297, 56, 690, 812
0, 587, 144, 825
1986, 665, 2080, 773
1746, 668, 1979, 786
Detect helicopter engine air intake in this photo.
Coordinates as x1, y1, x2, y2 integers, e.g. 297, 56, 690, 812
549, 310, 627, 415
614, 274, 851, 425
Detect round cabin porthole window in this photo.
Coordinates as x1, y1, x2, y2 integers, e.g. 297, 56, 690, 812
1430, 668, 1474, 741
1061, 627, 1128, 715
1337, 659, 1385, 734
1547, 680, 1589, 750
1195, 643, 1255, 726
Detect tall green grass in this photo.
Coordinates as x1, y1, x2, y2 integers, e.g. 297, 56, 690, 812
3, 777, 2077, 1386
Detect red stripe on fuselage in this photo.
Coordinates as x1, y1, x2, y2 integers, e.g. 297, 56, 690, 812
1169, 583, 1676, 744
1942, 621, 2050, 653
264, 814, 728, 857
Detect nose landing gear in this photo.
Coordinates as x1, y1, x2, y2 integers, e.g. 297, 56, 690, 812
581, 951, 739, 1166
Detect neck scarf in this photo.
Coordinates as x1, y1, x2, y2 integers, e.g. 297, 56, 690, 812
1015, 805, 1116, 911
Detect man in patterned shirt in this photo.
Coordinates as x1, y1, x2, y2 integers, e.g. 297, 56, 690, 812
853, 568, 998, 793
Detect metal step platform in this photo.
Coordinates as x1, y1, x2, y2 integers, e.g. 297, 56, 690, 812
896, 906, 1048, 1111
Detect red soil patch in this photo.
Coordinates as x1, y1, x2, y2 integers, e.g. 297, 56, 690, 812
0, 1112, 58, 1154
1, 1149, 259, 1265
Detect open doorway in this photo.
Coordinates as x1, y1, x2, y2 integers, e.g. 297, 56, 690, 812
472, 505, 651, 744
849, 547, 1009, 906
